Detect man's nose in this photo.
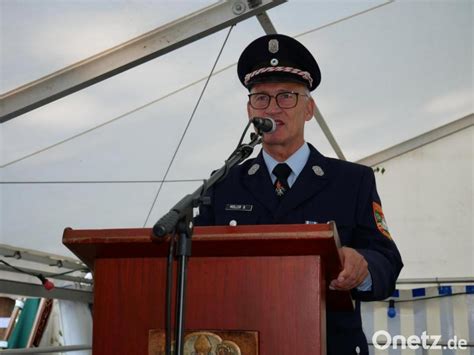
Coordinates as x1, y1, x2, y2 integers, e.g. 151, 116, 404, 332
265, 96, 282, 114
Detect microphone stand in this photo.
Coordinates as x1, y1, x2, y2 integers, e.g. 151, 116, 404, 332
153, 130, 263, 355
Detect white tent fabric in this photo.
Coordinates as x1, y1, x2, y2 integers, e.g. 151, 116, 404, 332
373, 125, 473, 279
1, 1, 473, 280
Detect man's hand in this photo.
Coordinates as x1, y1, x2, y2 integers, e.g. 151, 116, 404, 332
329, 247, 368, 291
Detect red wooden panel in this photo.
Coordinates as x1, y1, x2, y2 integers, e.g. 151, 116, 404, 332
185, 255, 325, 355
92, 256, 325, 355
93, 258, 166, 354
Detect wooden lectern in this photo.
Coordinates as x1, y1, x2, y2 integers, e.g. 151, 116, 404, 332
63, 223, 352, 355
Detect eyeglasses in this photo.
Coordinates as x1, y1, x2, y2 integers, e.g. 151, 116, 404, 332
248, 91, 308, 109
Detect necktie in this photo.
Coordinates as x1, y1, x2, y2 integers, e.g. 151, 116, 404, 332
273, 163, 292, 197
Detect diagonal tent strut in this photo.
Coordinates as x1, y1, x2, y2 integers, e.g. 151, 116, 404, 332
256, 11, 347, 160
313, 105, 346, 160
0, 0, 286, 123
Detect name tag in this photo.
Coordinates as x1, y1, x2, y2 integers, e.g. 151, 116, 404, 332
225, 204, 253, 212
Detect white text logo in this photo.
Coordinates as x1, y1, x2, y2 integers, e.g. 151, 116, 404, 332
372, 330, 468, 350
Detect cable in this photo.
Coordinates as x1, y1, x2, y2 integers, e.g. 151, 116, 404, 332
0, 259, 88, 277
48, 268, 89, 277
165, 234, 176, 355
0, 259, 90, 290
235, 119, 253, 150
384, 289, 472, 318
2, 2, 394, 170
0, 260, 55, 290
142, 25, 234, 227
0, 62, 234, 169
296, 1, 394, 39
387, 292, 472, 303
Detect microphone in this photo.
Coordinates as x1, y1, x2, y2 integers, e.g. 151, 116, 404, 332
251, 117, 276, 133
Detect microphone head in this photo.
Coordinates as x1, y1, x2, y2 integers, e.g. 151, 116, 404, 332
251, 117, 276, 134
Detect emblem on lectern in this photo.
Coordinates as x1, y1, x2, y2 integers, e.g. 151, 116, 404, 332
149, 329, 257, 355
184, 332, 241, 354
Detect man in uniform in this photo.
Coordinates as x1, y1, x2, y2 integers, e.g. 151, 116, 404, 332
195, 34, 403, 355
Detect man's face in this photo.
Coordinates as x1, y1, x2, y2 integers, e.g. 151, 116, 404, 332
247, 82, 314, 151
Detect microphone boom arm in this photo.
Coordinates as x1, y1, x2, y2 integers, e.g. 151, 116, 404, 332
153, 132, 262, 237
151, 125, 263, 355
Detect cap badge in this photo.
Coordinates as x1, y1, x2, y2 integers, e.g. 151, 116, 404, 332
270, 58, 279, 66
268, 39, 279, 54
312, 165, 324, 176
248, 164, 260, 175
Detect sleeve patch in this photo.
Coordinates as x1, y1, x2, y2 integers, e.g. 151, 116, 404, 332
373, 202, 392, 239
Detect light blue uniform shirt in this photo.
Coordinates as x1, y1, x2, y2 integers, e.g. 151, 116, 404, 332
262, 142, 310, 188
262, 142, 372, 291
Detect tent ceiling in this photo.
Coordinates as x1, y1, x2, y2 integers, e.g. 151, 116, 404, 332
1, 0, 285, 121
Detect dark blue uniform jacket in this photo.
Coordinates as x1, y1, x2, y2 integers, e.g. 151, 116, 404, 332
195, 144, 403, 354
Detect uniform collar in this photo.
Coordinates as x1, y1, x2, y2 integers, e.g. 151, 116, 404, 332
262, 142, 310, 185
242, 143, 330, 217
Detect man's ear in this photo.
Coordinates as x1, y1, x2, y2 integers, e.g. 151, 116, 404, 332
305, 97, 315, 121
247, 101, 252, 120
